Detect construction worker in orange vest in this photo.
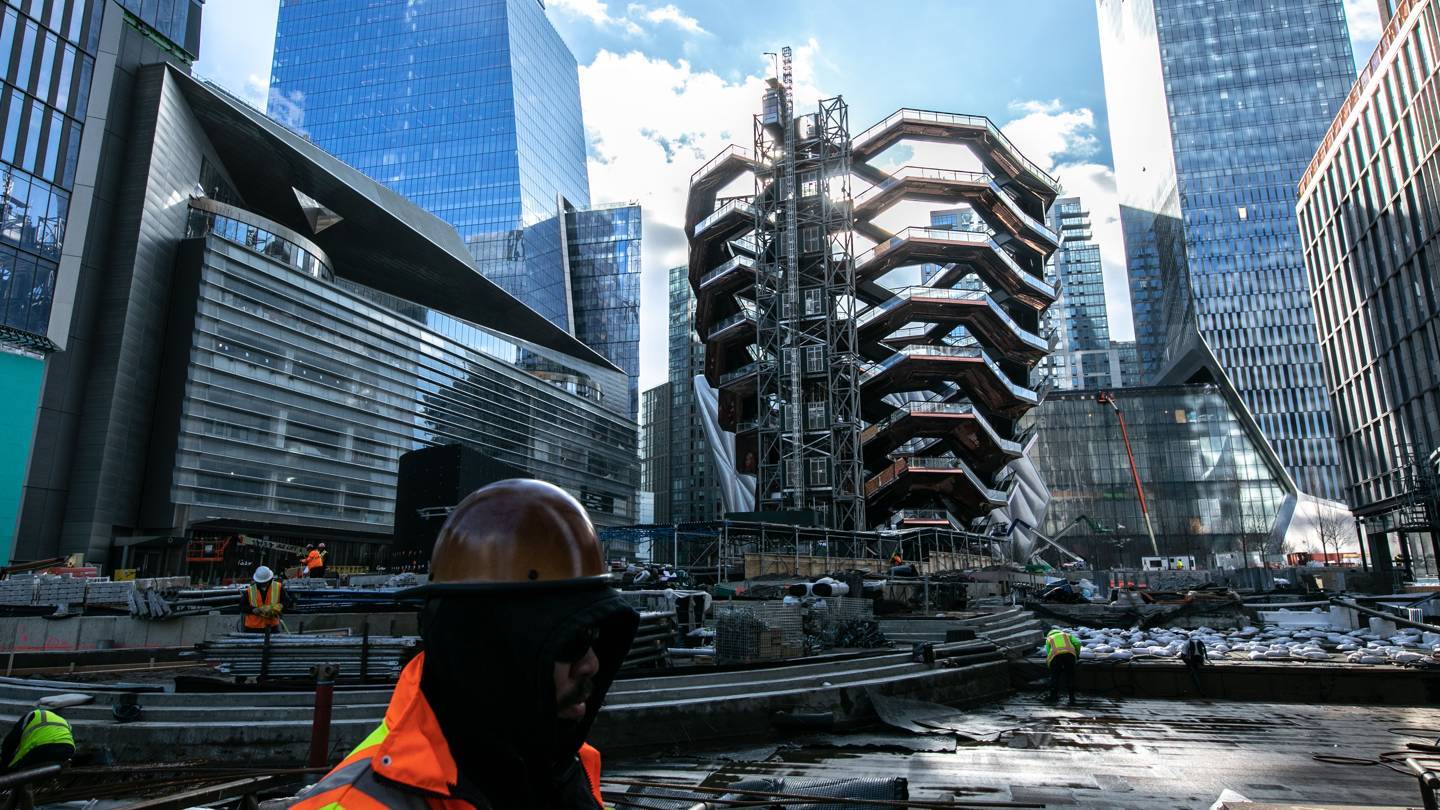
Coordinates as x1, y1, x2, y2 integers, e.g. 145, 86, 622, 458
303, 545, 323, 578
291, 479, 639, 809
240, 566, 283, 633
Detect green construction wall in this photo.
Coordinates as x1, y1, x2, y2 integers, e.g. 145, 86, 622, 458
0, 351, 42, 565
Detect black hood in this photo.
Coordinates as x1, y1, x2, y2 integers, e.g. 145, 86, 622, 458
418, 582, 638, 806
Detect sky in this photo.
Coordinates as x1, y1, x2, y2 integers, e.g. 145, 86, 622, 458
196, 0, 1384, 394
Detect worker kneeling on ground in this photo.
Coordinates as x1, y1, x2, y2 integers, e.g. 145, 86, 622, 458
292, 479, 640, 809
1045, 627, 1080, 706
0, 707, 74, 774
241, 565, 284, 633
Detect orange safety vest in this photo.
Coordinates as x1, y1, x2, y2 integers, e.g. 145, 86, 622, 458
243, 581, 282, 630
291, 653, 606, 810
305, 550, 323, 570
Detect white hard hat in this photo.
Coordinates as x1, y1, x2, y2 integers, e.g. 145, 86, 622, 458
253, 565, 274, 584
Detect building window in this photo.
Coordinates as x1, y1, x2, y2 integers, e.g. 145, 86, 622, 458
807, 401, 826, 430
803, 287, 824, 315
800, 170, 819, 197
805, 345, 824, 373
802, 225, 821, 253
809, 459, 829, 486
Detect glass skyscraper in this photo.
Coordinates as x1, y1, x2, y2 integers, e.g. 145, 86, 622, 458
1036, 196, 1116, 391
1097, 0, 1356, 501
566, 201, 641, 417
270, 0, 591, 330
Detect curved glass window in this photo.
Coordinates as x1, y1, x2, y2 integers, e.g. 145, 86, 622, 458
186, 206, 334, 281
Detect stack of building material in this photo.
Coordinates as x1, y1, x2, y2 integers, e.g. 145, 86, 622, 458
192, 633, 420, 680
623, 611, 677, 670
0, 579, 36, 606
714, 602, 804, 664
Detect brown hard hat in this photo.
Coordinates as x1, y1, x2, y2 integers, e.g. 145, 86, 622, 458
424, 479, 606, 590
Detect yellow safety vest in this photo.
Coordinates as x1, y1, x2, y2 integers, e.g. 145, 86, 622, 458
1045, 630, 1079, 665
9, 709, 74, 767
244, 581, 283, 630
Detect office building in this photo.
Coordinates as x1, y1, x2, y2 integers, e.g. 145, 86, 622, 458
1097, 0, 1355, 501
664, 263, 722, 523
12, 63, 637, 571
1297, 0, 1440, 570
269, 0, 641, 419
641, 382, 672, 523
1036, 196, 1114, 391
688, 90, 1058, 529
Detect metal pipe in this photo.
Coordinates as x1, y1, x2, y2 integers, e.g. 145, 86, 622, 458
308, 663, 338, 768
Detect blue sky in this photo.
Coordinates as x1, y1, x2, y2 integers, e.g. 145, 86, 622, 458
196, 0, 1382, 391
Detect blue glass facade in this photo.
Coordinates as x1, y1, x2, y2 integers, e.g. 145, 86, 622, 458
269, 0, 591, 330
0, 0, 100, 346
566, 202, 640, 417
1037, 196, 1113, 390
1098, 0, 1356, 501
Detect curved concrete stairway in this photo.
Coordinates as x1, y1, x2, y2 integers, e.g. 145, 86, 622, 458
0, 636, 1017, 764
879, 605, 1045, 656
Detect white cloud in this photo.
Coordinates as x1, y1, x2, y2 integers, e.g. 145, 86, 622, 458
628, 3, 707, 34
578, 42, 826, 390
551, 0, 711, 37
1001, 100, 1133, 341
1344, 0, 1383, 43
549, 0, 644, 35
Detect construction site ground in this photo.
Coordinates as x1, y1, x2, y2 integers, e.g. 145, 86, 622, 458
605, 695, 1440, 808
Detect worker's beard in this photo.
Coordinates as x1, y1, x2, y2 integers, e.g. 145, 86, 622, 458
555, 676, 594, 716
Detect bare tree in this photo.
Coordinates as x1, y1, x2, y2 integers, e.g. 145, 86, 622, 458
1314, 511, 1347, 565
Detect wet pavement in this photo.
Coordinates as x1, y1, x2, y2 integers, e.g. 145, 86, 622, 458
606, 695, 1440, 807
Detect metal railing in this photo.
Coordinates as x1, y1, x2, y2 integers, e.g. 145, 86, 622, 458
693, 198, 758, 239
854, 227, 1056, 301
690, 144, 755, 186
699, 254, 756, 289
853, 167, 1059, 247
851, 109, 1060, 191
863, 453, 1005, 502
719, 360, 769, 387
856, 287, 1046, 351
707, 309, 756, 337
861, 346, 1038, 403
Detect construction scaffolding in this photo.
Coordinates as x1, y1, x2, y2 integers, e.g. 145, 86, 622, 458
600, 520, 1000, 583
749, 48, 864, 529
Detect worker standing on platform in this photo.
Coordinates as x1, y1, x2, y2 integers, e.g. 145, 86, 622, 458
240, 566, 284, 633
292, 479, 639, 809
313, 543, 328, 579
1045, 627, 1080, 705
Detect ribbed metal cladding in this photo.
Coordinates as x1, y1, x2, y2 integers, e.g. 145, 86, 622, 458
167, 229, 640, 534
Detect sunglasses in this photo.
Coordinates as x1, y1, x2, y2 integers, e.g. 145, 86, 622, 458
555, 626, 601, 663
